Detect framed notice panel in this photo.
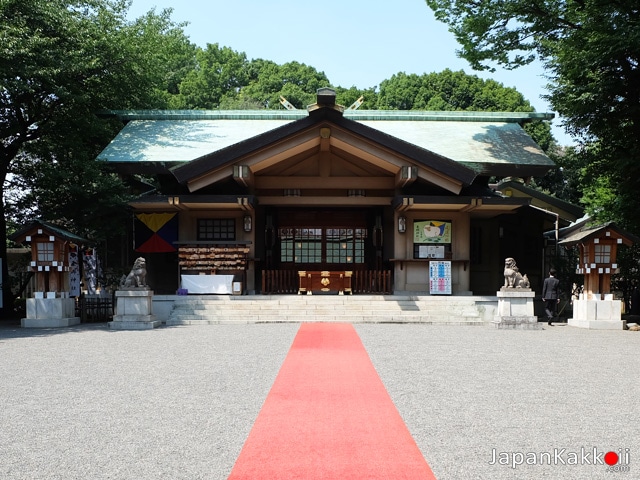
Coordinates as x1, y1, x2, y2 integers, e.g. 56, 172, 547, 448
414, 220, 452, 259
414, 221, 451, 244
429, 261, 452, 295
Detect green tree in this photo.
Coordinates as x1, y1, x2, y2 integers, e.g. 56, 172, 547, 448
239, 60, 331, 109
334, 86, 379, 110
177, 43, 249, 109
424, 0, 640, 232
175, 56, 332, 110
9, 121, 134, 242
378, 70, 534, 111
0, 0, 188, 314
532, 145, 583, 206
142, 10, 198, 109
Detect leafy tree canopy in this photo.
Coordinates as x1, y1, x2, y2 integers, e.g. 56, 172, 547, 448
238, 60, 331, 110
1, 0, 192, 230
378, 69, 533, 112
0, 0, 192, 311
425, 0, 640, 232
176, 43, 250, 109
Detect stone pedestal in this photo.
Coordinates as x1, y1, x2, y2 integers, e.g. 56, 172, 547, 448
108, 289, 159, 330
569, 297, 625, 330
22, 296, 81, 328
492, 288, 541, 329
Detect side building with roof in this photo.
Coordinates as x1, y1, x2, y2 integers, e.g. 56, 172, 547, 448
98, 88, 582, 297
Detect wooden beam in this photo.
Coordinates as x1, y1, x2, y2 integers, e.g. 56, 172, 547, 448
249, 137, 320, 173
416, 170, 463, 195
237, 196, 253, 211
329, 155, 378, 176
396, 166, 417, 188
459, 198, 478, 212
233, 165, 253, 188
329, 136, 400, 174
245, 130, 320, 170
188, 166, 234, 192
259, 196, 393, 206
318, 151, 331, 177
255, 176, 395, 189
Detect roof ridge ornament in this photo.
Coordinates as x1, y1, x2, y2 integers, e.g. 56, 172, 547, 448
307, 87, 345, 114
279, 96, 297, 110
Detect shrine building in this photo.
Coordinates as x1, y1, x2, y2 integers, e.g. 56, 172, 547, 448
98, 88, 582, 297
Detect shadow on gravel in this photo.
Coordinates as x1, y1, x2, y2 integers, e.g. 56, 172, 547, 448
0, 320, 194, 340
0, 320, 110, 340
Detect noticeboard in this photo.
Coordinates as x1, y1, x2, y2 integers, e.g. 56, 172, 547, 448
429, 260, 452, 295
414, 221, 452, 244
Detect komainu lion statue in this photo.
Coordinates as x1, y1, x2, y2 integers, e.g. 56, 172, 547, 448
120, 257, 147, 288
503, 257, 530, 289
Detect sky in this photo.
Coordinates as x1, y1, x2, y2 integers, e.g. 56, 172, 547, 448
127, 0, 572, 145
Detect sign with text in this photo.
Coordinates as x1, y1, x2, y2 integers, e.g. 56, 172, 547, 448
429, 261, 452, 295
418, 245, 445, 259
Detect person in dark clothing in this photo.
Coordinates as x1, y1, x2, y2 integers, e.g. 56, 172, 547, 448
630, 284, 640, 316
542, 268, 560, 325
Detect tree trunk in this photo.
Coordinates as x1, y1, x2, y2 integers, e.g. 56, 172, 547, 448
0, 157, 15, 318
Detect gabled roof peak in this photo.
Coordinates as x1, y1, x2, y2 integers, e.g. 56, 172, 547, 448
307, 87, 345, 115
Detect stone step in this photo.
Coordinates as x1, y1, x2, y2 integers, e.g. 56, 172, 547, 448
169, 300, 476, 309
166, 295, 491, 326
166, 315, 485, 325
191, 308, 480, 313
175, 300, 475, 308
173, 311, 477, 318
171, 297, 481, 304
170, 306, 481, 312
169, 311, 481, 319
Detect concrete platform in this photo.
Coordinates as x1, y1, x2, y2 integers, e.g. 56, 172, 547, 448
21, 317, 81, 328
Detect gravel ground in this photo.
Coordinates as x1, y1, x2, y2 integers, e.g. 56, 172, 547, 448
0, 323, 299, 480
357, 323, 640, 480
1, 321, 638, 480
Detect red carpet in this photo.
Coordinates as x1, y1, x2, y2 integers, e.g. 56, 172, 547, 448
228, 323, 436, 479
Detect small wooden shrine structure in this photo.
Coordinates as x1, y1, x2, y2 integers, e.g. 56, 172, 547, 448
559, 222, 638, 329
10, 220, 87, 295
9, 220, 87, 327
559, 222, 636, 299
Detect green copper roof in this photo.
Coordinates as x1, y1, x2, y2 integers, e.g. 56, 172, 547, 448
97, 109, 555, 176
9, 219, 90, 244
100, 109, 553, 123
357, 120, 552, 175
98, 119, 292, 163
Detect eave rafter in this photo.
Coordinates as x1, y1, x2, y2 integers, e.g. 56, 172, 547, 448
396, 166, 417, 189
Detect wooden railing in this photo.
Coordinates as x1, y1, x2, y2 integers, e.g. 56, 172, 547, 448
261, 270, 299, 294
262, 269, 391, 294
77, 294, 114, 323
351, 270, 392, 294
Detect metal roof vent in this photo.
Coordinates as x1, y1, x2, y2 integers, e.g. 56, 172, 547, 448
307, 87, 344, 114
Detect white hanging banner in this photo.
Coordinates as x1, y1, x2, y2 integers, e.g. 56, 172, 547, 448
83, 248, 98, 294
